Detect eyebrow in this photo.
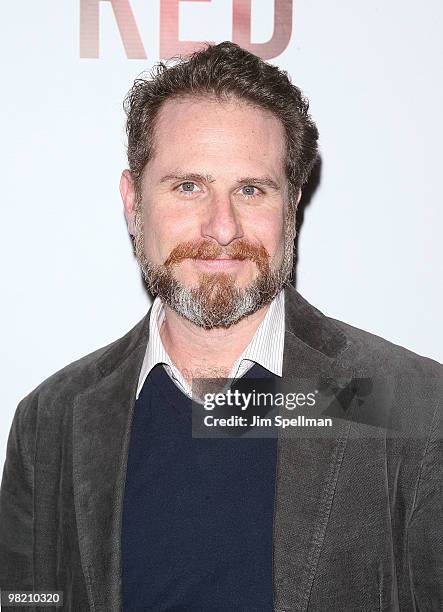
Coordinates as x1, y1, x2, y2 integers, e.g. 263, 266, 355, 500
159, 172, 281, 191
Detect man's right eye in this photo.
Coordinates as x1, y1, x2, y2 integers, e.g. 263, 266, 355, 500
177, 181, 199, 195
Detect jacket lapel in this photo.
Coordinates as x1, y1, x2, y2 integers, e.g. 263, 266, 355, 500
273, 285, 354, 611
73, 311, 151, 612
73, 286, 354, 612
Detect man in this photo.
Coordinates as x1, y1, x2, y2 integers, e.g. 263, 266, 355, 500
0, 41, 441, 611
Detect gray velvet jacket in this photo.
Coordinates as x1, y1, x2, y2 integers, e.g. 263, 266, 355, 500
1, 285, 441, 611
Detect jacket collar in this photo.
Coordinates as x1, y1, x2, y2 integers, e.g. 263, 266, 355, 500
73, 284, 353, 611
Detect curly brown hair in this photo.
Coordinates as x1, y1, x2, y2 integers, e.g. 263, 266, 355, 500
123, 40, 319, 211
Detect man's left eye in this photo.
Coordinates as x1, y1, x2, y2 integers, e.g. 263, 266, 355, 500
241, 185, 259, 198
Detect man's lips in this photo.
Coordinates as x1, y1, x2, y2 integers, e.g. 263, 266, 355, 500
191, 258, 245, 270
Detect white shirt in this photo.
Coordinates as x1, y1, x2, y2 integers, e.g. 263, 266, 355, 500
136, 289, 285, 400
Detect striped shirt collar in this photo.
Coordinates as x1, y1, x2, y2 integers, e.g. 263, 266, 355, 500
136, 288, 285, 400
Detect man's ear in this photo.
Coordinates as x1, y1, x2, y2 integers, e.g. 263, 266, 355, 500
120, 169, 137, 236
295, 188, 302, 209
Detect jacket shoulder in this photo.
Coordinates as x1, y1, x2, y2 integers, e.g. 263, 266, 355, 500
17, 313, 149, 417
330, 317, 441, 458
330, 316, 442, 377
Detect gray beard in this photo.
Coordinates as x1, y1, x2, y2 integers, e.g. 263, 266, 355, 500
133, 210, 296, 330
137, 263, 286, 329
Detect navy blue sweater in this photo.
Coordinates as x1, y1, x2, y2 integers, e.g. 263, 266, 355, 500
122, 362, 277, 611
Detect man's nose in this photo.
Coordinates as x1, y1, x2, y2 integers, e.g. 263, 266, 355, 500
200, 195, 244, 246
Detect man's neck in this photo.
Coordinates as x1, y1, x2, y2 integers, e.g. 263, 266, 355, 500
159, 301, 272, 383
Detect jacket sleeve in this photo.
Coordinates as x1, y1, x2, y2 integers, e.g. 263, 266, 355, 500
407, 401, 443, 611
0, 394, 36, 591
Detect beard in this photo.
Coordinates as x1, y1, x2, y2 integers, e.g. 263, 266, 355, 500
132, 205, 296, 330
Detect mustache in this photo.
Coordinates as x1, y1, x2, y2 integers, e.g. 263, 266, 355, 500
163, 239, 270, 273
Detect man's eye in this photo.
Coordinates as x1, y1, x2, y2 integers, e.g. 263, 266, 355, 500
177, 181, 199, 195
241, 185, 260, 199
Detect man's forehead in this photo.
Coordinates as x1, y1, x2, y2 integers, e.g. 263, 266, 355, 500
147, 96, 287, 184
154, 94, 285, 138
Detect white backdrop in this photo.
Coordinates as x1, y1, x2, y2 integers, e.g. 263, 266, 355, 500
1, 0, 442, 471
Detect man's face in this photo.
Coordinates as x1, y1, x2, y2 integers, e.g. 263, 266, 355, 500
122, 95, 299, 328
